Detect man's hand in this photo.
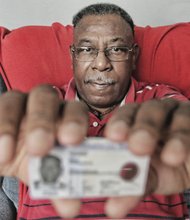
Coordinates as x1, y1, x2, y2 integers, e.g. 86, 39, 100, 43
0, 85, 89, 218
0, 86, 190, 219
104, 99, 190, 218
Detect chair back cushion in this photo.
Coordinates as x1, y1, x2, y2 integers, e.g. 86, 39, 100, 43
0, 22, 190, 98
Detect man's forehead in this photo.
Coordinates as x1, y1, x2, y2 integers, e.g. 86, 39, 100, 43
75, 36, 129, 46
76, 14, 131, 30
74, 14, 133, 43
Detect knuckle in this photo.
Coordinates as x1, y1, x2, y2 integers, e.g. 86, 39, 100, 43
136, 100, 166, 125
0, 91, 26, 134
161, 102, 190, 146
63, 101, 89, 122
29, 87, 59, 108
26, 108, 59, 132
135, 99, 179, 130
25, 86, 62, 131
31, 84, 58, 95
110, 103, 139, 126
174, 102, 190, 116
171, 102, 190, 131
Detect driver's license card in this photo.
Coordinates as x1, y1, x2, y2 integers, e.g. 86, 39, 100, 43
29, 137, 150, 199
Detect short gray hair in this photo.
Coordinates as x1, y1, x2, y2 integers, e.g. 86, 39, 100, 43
72, 3, 134, 35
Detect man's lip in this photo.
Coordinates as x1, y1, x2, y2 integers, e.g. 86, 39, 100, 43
86, 81, 115, 85
93, 82, 108, 85
87, 82, 114, 90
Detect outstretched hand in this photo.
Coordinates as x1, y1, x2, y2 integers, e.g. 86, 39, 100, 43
105, 99, 190, 218
0, 85, 190, 219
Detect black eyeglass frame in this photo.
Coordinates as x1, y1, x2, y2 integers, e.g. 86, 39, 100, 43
70, 45, 135, 62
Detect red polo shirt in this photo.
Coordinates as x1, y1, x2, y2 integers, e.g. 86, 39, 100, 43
18, 78, 188, 219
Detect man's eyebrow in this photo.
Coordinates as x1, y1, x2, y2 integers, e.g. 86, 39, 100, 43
77, 37, 128, 45
109, 37, 127, 43
77, 39, 92, 45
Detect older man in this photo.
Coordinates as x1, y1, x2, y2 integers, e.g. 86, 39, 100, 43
0, 3, 190, 219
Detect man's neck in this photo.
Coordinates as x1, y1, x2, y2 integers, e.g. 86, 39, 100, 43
83, 101, 118, 120
76, 92, 122, 120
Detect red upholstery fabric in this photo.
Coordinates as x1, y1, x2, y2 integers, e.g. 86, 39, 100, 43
134, 23, 190, 98
0, 23, 73, 91
0, 22, 190, 98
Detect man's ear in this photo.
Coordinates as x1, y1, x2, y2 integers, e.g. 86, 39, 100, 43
69, 45, 74, 70
132, 43, 139, 70
69, 45, 74, 62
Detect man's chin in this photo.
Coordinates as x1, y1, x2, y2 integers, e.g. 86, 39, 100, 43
86, 98, 116, 109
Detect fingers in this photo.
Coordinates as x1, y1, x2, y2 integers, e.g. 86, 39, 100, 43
0, 85, 89, 183
128, 99, 179, 155
0, 91, 26, 163
150, 155, 190, 194
57, 101, 89, 145
25, 85, 88, 155
52, 198, 81, 218
161, 102, 190, 166
105, 196, 141, 219
106, 98, 190, 167
106, 99, 179, 156
25, 85, 60, 156
104, 162, 158, 218
105, 103, 139, 142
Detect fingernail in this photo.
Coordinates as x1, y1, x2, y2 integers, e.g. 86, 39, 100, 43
0, 134, 14, 163
58, 122, 85, 145
162, 139, 185, 165
26, 129, 54, 155
107, 121, 128, 140
52, 199, 81, 218
128, 130, 156, 155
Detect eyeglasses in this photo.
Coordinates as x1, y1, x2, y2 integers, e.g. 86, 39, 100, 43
70, 45, 134, 62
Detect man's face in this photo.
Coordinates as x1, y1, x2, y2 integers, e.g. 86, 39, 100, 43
40, 157, 61, 183
72, 14, 138, 109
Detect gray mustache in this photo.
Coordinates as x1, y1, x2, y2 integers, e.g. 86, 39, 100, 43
84, 74, 115, 84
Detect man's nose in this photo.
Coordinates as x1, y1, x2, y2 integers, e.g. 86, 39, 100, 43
91, 51, 112, 72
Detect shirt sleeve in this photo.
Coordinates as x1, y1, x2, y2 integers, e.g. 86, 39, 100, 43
154, 84, 188, 102
134, 81, 188, 103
